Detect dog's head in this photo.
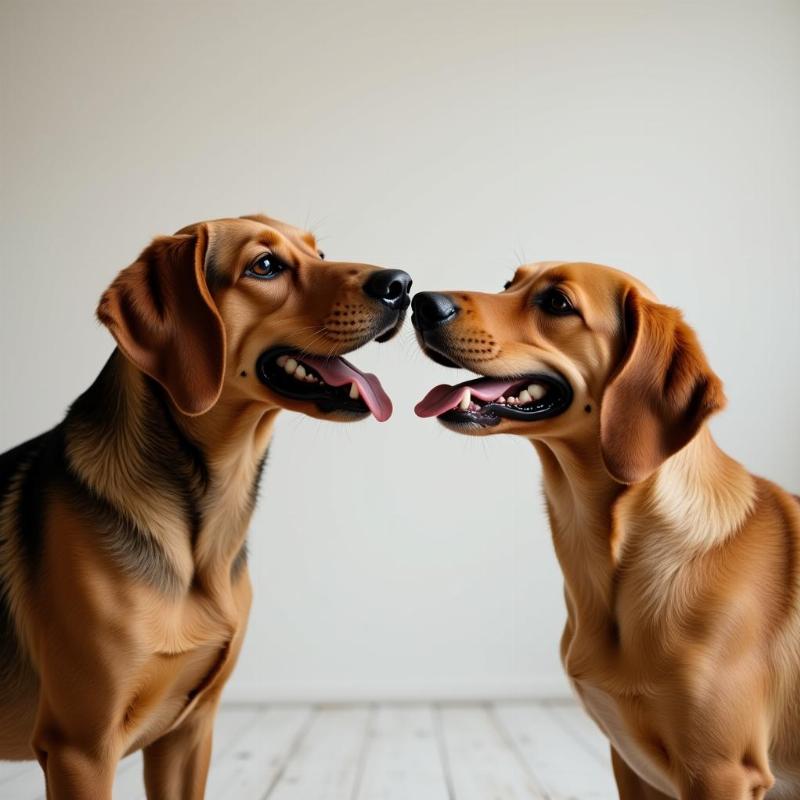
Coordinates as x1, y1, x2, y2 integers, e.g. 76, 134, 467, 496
98, 214, 411, 422
413, 262, 725, 483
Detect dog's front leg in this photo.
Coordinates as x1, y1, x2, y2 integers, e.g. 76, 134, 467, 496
33, 715, 120, 800
142, 692, 221, 800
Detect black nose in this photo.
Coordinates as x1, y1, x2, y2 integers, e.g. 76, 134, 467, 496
411, 292, 458, 330
363, 269, 412, 310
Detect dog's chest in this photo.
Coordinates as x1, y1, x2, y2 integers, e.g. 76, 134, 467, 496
561, 619, 678, 797
127, 577, 250, 749
129, 640, 232, 750
569, 677, 678, 797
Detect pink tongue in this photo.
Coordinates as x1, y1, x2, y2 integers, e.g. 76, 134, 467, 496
414, 378, 520, 418
302, 355, 393, 422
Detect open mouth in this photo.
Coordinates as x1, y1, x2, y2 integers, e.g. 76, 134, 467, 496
415, 373, 572, 427
257, 347, 392, 421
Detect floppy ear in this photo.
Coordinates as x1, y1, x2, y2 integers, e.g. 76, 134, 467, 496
97, 225, 226, 416
600, 289, 725, 484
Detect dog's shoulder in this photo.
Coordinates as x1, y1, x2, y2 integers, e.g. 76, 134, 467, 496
1, 425, 70, 564
0, 430, 64, 695
0, 430, 52, 500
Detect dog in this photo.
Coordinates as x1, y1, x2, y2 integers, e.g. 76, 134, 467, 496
412, 262, 800, 799
0, 214, 410, 799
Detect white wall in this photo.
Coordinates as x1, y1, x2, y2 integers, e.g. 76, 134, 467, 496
1, 0, 798, 701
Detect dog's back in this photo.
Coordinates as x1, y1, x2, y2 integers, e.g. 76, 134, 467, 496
0, 430, 57, 755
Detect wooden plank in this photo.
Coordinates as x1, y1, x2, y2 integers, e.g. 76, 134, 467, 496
0, 701, 620, 800
355, 705, 450, 800
493, 702, 616, 800
213, 706, 271, 758
0, 704, 263, 799
204, 706, 313, 800
438, 704, 545, 800
266, 706, 371, 800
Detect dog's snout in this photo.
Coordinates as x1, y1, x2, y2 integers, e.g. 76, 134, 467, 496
411, 292, 458, 331
363, 269, 412, 310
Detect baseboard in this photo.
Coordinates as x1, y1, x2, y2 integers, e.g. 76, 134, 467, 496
221, 676, 574, 704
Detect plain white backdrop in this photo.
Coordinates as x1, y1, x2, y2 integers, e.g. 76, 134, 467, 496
1, 0, 798, 701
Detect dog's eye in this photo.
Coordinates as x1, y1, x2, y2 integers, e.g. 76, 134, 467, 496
246, 253, 285, 280
539, 288, 575, 315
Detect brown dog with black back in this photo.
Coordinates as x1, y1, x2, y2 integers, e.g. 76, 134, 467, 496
0, 214, 410, 798
413, 263, 800, 799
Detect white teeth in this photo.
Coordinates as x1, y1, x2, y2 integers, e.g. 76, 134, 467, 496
281, 356, 316, 382
528, 383, 546, 401
458, 389, 471, 411
499, 385, 546, 406
349, 382, 360, 399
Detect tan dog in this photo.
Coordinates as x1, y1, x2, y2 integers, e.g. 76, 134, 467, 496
412, 263, 800, 799
0, 214, 410, 798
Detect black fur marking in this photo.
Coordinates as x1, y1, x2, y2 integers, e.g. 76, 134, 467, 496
0, 435, 51, 693
65, 353, 208, 591
584, 404, 592, 413
61, 462, 183, 594
0, 432, 49, 504
68, 352, 128, 440
1, 432, 51, 570
2, 407, 182, 594
147, 378, 210, 492
70, 356, 208, 538
146, 379, 208, 546
15, 428, 63, 565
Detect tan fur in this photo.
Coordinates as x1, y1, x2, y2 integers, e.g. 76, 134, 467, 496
0, 214, 403, 798
417, 262, 800, 799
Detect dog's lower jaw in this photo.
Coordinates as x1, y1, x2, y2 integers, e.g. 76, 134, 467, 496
255, 346, 393, 422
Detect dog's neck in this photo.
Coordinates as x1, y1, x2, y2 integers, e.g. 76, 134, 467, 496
532, 426, 756, 619
66, 351, 278, 592
532, 434, 623, 618
179, 384, 278, 582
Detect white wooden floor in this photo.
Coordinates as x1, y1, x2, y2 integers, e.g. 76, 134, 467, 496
0, 702, 617, 799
